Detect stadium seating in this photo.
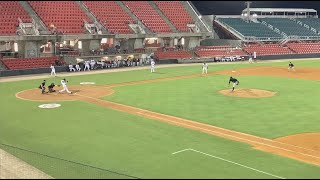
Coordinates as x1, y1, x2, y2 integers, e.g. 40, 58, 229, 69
0, 1, 32, 35
294, 18, 320, 33
28, 1, 91, 34
122, 1, 172, 33
154, 1, 193, 32
243, 44, 293, 55
286, 42, 320, 54
83, 1, 134, 34
154, 50, 193, 60
1, 56, 63, 70
195, 47, 248, 58
217, 18, 282, 38
261, 18, 318, 36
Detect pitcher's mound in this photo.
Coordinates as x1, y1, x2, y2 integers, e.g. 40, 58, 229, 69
219, 88, 276, 98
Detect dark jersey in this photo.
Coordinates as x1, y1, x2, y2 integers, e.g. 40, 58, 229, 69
39, 81, 46, 89
48, 83, 55, 89
229, 77, 238, 84
289, 63, 294, 67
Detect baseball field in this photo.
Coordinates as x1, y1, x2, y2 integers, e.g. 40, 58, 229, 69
1, 59, 320, 179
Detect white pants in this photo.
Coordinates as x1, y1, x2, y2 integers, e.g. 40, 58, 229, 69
59, 85, 71, 93
69, 67, 76, 72
151, 66, 155, 73
76, 67, 81, 71
249, 58, 253, 63
84, 65, 90, 71
51, 70, 56, 76
202, 68, 207, 74
288, 67, 295, 71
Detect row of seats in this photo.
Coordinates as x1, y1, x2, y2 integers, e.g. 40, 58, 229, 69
83, 1, 134, 34
0, 1, 32, 35
243, 44, 293, 55
1, 57, 62, 70
28, 1, 91, 34
286, 42, 320, 54
260, 18, 318, 36
217, 18, 282, 38
195, 49, 247, 58
123, 1, 172, 33
154, 50, 193, 60
154, 1, 193, 32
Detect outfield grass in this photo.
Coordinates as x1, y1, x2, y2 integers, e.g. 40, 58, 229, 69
1, 60, 320, 178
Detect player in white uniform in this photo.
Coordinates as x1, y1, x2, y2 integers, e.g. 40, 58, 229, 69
50, 64, 56, 76
75, 64, 81, 71
90, 59, 96, 70
253, 51, 257, 62
150, 60, 155, 73
248, 54, 253, 64
84, 61, 90, 71
202, 62, 208, 74
59, 78, 72, 94
68, 64, 76, 72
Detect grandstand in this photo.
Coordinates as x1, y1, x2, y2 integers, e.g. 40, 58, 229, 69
1, 2, 320, 77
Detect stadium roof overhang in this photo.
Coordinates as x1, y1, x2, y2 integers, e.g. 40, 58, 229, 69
242, 8, 317, 14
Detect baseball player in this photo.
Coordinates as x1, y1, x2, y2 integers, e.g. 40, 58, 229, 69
50, 64, 56, 76
150, 60, 155, 73
59, 78, 72, 94
248, 54, 253, 64
253, 51, 257, 62
288, 62, 295, 72
202, 62, 208, 74
38, 80, 46, 94
84, 60, 90, 71
68, 64, 76, 72
48, 83, 56, 93
75, 64, 81, 71
228, 76, 240, 92
90, 59, 96, 70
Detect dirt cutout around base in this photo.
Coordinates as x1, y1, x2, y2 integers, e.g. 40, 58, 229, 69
254, 133, 320, 166
219, 88, 276, 98
11, 66, 320, 177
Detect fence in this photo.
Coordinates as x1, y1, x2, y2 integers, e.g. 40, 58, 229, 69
0, 143, 139, 179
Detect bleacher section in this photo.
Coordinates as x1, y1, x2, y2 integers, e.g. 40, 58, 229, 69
195, 46, 248, 58
154, 50, 193, 60
261, 18, 318, 37
217, 18, 282, 38
154, 1, 193, 32
83, 1, 134, 34
243, 44, 293, 55
286, 42, 320, 54
28, 1, 91, 34
294, 18, 320, 34
1, 56, 63, 70
0, 1, 32, 35
122, 1, 172, 33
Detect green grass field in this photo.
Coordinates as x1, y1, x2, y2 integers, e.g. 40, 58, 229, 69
1, 60, 320, 178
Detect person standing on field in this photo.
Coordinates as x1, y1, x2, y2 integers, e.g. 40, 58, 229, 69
202, 62, 208, 74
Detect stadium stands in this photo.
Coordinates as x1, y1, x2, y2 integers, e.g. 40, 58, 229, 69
83, 1, 134, 34
154, 50, 193, 60
122, 1, 172, 33
217, 18, 282, 38
28, 1, 91, 34
286, 42, 320, 54
0, 1, 32, 35
195, 46, 247, 58
261, 18, 318, 36
294, 18, 320, 33
243, 44, 293, 55
154, 1, 193, 32
1, 56, 63, 70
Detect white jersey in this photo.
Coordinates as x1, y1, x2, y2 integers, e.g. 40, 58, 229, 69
202, 63, 208, 69
151, 61, 155, 67
50, 65, 55, 71
68, 64, 73, 68
61, 80, 67, 87
253, 52, 257, 58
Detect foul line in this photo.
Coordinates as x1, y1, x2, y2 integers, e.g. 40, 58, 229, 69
75, 93, 320, 162
172, 148, 285, 179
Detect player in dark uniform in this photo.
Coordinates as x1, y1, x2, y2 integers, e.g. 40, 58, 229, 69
48, 83, 56, 93
38, 80, 46, 94
288, 62, 295, 72
229, 76, 239, 92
